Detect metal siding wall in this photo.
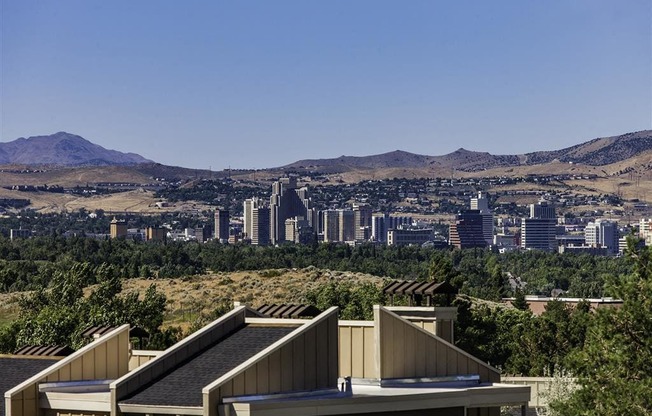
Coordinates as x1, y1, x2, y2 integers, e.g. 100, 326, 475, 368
338, 324, 378, 379
377, 308, 499, 382
7, 327, 130, 416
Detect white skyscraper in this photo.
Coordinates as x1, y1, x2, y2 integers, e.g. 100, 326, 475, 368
585, 219, 619, 255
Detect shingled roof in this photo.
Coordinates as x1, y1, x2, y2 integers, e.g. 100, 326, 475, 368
121, 325, 295, 407
0, 357, 59, 416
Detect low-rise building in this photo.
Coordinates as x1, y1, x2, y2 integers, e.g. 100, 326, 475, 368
2, 306, 530, 416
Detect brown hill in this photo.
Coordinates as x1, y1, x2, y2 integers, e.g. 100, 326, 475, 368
281, 130, 652, 173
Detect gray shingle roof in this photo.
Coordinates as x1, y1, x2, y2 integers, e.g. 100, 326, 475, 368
121, 325, 295, 407
0, 357, 58, 416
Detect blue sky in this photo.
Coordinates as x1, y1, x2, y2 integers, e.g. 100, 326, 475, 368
1, 1, 650, 169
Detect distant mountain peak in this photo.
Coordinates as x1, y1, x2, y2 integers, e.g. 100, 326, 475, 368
0, 132, 153, 166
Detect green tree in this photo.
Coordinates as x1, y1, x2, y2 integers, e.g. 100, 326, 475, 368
511, 288, 529, 311
551, 242, 652, 415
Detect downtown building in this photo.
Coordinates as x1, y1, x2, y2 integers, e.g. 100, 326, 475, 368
269, 177, 315, 244
243, 197, 270, 246
584, 219, 619, 255
322, 209, 355, 243
521, 200, 557, 252
470, 192, 494, 245
448, 210, 488, 249
214, 209, 230, 243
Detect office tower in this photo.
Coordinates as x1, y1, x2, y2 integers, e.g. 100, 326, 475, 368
323, 210, 340, 242
146, 226, 167, 242
353, 203, 372, 242
285, 216, 314, 245
388, 216, 413, 230
243, 199, 254, 240
339, 209, 355, 242
270, 177, 311, 244
585, 219, 619, 255
372, 213, 389, 242
110, 218, 127, 239
530, 200, 556, 219
448, 210, 487, 249
214, 209, 230, 243
251, 206, 270, 246
470, 192, 494, 245
521, 201, 557, 251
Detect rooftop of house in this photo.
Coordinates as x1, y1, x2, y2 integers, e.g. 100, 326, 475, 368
121, 325, 295, 408
0, 357, 60, 415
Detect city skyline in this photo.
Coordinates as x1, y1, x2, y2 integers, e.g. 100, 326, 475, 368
2, 1, 651, 170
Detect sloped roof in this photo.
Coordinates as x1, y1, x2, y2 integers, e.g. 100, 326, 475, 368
0, 357, 59, 416
121, 325, 295, 407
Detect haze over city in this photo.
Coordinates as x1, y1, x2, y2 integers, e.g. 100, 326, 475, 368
1, 0, 651, 170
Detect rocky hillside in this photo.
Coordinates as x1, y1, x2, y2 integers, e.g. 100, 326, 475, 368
281, 130, 652, 173
0, 132, 152, 166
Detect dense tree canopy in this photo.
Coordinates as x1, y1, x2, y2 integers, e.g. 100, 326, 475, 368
0, 262, 177, 353
551, 242, 652, 415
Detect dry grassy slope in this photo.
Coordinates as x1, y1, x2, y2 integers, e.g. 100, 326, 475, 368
0, 188, 208, 213
0, 268, 387, 329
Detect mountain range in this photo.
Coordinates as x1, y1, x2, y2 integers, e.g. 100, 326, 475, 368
0, 132, 151, 166
1, 130, 651, 172
282, 130, 652, 173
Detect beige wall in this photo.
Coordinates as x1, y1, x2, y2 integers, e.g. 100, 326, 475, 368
127, 351, 162, 371
376, 307, 500, 383
6, 326, 130, 416
44, 411, 109, 416
338, 322, 377, 379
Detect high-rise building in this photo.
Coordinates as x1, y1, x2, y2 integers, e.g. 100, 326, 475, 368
585, 219, 619, 255
285, 216, 314, 245
146, 226, 167, 242
251, 206, 270, 246
470, 192, 494, 245
521, 201, 557, 252
339, 209, 355, 242
323, 210, 340, 242
110, 218, 127, 239
243, 199, 253, 240
214, 209, 230, 243
270, 177, 312, 244
353, 203, 372, 242
448, 210, 487, 249
530, 200, 556, 219
371, 213, 389, 242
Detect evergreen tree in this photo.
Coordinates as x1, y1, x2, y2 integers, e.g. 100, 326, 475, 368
551, 242, 652, 415
511, 288, 529, 311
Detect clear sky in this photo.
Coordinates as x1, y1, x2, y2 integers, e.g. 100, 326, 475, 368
1, 1, 651, 170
